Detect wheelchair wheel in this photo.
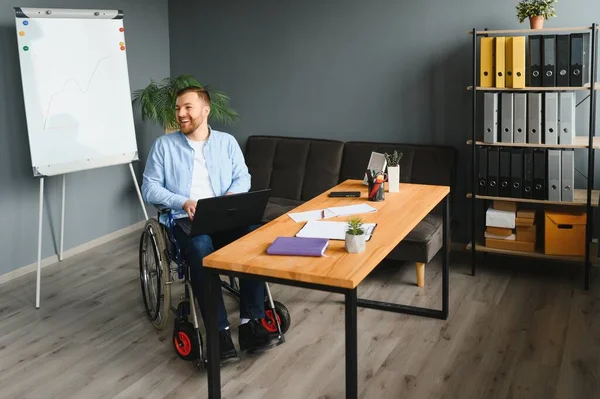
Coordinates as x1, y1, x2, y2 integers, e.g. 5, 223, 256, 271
173, 317, 201, 361
139, 218, 171, 330
261, 300, 291, 335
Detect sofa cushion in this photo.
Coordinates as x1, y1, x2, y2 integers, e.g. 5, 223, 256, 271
411, 146, 456, 188
245, 137, 278, 191
386, 214, 443, 263
262, 197, 304, 223
245, 135, 344, 201
300, 140, 345, 200
271, 139, 311, 199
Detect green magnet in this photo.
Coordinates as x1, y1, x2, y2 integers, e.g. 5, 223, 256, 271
23, 46, 29, 51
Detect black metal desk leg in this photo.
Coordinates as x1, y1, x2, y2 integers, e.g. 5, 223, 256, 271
345, 288, 358, 399
442, 194, 450, 319
356, 194, 450, 321
204, 269, 221, 399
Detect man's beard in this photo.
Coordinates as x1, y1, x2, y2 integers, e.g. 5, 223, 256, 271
179, 117, 201, 135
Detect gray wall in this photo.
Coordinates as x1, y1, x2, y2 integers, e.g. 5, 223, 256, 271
0, 0, 170, 277
169, 0, 600, 243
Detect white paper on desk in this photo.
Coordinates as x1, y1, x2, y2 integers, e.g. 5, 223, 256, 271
288, 210, 325, 223
296, 221, 377, 241
323, 204, 377, 218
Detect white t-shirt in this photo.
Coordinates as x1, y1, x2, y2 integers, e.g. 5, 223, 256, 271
186, 138, 216, 201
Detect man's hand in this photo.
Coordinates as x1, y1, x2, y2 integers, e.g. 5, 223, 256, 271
182, 199, 196, 220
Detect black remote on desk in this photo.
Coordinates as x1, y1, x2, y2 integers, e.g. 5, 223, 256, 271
328, 191, 361, 198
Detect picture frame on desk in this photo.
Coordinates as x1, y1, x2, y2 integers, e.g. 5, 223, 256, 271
363, 151, 387, 185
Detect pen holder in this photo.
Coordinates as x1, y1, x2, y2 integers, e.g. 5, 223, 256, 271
368, 181, 385, 201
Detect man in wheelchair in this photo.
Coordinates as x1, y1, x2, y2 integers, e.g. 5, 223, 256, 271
141, 86, 277, 362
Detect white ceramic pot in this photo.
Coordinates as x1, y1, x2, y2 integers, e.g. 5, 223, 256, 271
345, 233, 366, 253
388, 165, 400, 192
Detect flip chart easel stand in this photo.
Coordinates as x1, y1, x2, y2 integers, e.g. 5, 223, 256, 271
35, 162, 148, 308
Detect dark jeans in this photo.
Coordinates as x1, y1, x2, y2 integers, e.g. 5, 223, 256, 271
173, 223, 264, 331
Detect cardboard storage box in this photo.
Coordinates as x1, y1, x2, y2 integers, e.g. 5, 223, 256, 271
517, 209, 536, 220
544, 211, 586, 256
485, 238, 535, 253
516, 209, 535, 227
516, 217, 535, 227
493, 201, 518, 212
516, 224, 536, 242
485, 231, 516, 240
487, 226, 513, 237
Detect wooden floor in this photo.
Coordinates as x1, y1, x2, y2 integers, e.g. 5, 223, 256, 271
1, 230, 599, 399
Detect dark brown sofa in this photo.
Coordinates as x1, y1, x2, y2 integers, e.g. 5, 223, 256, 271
244, 135, 457, 287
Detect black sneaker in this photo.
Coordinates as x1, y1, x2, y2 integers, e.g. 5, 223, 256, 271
219, 328, 239, 363
238, 319, 277, 353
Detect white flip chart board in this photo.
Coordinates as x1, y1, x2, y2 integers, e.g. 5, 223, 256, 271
14, 7, 138, 177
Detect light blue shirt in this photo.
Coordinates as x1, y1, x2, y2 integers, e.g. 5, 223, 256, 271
141, 127, 251, 225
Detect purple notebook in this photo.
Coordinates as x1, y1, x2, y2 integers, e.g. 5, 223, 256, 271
267, 237, 329, 257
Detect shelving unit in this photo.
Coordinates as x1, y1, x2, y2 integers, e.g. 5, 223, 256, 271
468, 24, 599, 289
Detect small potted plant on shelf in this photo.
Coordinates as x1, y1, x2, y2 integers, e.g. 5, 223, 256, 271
345, 217, 366, 254
384, 150, 403, 193
516, 0, 557, 30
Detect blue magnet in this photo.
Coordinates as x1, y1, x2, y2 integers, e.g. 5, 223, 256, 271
23, 20, 29, 25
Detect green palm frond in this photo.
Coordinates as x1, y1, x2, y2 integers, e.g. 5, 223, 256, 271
206, 88, 240, 126
132, 74, 239, 131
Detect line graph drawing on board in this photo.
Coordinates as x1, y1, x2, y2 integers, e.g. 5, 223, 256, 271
43, 55, 111, 130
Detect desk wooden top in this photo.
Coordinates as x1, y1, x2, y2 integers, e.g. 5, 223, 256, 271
202, 180, 449, 289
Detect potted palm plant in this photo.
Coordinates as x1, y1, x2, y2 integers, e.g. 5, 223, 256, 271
384, 150, 403, 193
516, 0, 557, 29
132, 74, 239, 132
345, 217, 366, 254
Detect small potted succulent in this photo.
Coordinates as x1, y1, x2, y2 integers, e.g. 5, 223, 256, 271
384, 150, 403, 193
345, 217, 366, 254
516, 0, 557, 29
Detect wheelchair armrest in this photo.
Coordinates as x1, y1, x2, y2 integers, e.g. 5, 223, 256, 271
153, 204, 173, 215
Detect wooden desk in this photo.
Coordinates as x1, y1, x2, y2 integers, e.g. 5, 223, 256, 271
202, 179, 450, 399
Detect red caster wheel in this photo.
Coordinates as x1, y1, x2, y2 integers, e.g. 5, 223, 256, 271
261, 300, 291, 335
173, 317, 201, 361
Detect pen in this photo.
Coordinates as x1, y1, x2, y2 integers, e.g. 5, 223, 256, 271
369, 182, 380, 198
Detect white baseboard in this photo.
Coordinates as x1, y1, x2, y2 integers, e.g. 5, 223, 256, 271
0, 220, 146, 286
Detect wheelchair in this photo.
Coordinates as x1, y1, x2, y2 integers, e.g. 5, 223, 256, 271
138, 207, 291, 369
